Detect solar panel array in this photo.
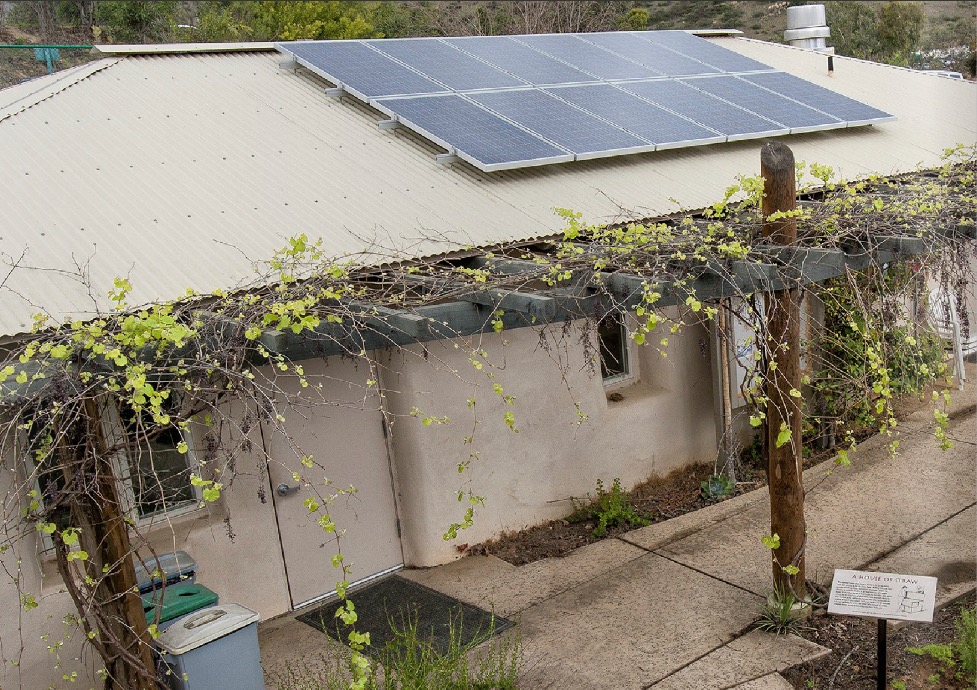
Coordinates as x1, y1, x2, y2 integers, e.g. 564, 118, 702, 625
276, 31, 894, 172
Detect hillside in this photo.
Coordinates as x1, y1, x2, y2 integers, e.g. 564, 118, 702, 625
1, 1, 974, 90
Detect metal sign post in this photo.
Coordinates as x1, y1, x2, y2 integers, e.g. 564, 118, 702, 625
877, 618, 887, 690
827, 569, 938, 689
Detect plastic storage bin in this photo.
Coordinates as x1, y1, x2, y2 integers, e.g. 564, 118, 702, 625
143, 583, 218, 632
135, 551, 197, 594
156, 603, 265, 690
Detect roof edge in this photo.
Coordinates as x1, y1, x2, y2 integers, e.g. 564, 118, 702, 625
688, 29, 744, 37
92, 42, 277, 55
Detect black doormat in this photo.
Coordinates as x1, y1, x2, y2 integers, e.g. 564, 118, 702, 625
296, 575, 512, 659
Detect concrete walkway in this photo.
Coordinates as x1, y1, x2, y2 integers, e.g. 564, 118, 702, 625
259, 370, 976, 689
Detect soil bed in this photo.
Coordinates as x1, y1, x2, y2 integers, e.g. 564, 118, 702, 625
478, 383, 948, 566
783, 591, 976, 689
475, 461, 765, 565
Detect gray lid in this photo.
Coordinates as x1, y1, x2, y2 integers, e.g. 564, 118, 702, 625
134, 550, 196, 588
156, 603, 260, 655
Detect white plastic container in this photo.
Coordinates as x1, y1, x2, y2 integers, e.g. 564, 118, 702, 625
156, 604, 265, 690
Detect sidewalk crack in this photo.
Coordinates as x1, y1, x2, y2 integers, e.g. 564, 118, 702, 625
856, 501, 976, 570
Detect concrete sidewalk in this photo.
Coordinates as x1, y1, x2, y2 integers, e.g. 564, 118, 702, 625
259, 372, 976, 689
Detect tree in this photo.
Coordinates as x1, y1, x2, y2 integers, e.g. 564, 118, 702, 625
827, 1, 924, 66
619, 7, 650, 31
366, 1, 635, 38
877, 1, 924, 65
93, 1, 176, 43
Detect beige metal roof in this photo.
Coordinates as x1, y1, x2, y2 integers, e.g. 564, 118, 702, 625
0, 38, 974, 337
0, 58, 120, 121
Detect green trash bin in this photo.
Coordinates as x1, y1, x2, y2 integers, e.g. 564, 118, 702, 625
143, 582, 218, 632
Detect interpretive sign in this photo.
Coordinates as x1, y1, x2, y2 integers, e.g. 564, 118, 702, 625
828, 569, 938, 623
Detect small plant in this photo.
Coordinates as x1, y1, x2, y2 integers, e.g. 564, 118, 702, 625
571, 478, 650, 537
905, 605, 977, 684
700, 474, 735, 501
907, 642, 955, 667
957, 606, 977, 683
754, 586, 810, 635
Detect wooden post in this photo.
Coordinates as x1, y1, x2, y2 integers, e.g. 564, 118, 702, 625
81, 398, 157, 689
761, 142, 806, 599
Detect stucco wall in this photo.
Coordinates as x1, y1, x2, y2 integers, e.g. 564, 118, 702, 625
381, 313, 717, 567
0, 401, 290, 690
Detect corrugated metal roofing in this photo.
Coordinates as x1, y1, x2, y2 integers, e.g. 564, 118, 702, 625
0, 38, 974, 337
0, 58, 120, 121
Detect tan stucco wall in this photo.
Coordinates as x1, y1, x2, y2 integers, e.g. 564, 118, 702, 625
0, 314, 718, 686
381, 313, 718, 567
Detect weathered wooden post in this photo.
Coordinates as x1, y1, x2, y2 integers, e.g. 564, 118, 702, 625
761, 141, 806, 600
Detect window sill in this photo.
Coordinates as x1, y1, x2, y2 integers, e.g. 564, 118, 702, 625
604, 379, 662, 406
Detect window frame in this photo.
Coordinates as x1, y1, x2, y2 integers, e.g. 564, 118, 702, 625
104, 403, 201, 525
23, 402, 202, 553
597, 311, 639, 389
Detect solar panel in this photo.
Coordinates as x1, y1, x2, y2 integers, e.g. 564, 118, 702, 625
618, 79, 789, 140
283, 41, 446, 98
513, 34, 660, 81
469, 89, 653, 158
682, 75, 844, 132
366, 39, 527, 92
545, 84, 724, 148
276, 30, 895, 171
374, 94, 572, 170
739, 72, 896, 125
635, 31, 773, 73
581, 32, 719, 77
444, 36, 595, 85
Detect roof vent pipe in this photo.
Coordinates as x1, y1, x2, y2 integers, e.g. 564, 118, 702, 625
784, 4, 834, 54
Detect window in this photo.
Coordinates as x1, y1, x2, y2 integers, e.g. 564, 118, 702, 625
598, 312, 632, 383
24, 402, 198, 548
118, 405, 197, 520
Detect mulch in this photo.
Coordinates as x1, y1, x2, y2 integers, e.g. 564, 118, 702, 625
783, 592, 975, 689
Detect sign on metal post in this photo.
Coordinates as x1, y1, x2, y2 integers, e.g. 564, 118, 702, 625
828, 569, 938, 690
828, 569, 938, 622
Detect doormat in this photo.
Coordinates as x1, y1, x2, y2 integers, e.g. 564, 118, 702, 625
296, 575, 512, 658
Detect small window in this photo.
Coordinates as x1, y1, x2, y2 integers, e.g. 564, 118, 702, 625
24, 403, 198, 554
598, 313, 631, 382
120, 406, 196, 519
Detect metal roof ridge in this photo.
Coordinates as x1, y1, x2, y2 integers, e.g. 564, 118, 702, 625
0, 57, 122, 124
93, 42, 277, 55
732, 36, 974, 79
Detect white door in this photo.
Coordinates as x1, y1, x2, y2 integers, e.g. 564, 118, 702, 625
264, 357, 403, 607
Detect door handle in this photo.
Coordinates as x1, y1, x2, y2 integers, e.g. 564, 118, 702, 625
276, 483, 301, 497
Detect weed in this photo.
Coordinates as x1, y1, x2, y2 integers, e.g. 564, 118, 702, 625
700, 474, 735, 501
754, 586, 811, 635
272, 613, 520, 690
955, 606, 976, 683
906, 605, 976, 684
891, 680, 907, 690
571, 478, 649, 537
